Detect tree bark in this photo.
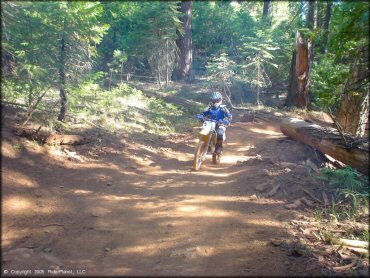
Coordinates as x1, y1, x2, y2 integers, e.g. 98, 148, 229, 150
58, 18, 68, 122
172, 0, 193, 81
263, 0, 273, 26
166, 40, 169, 86
280, 117, 369, 176
157, 59, 162, 88
321, 1, 333, 54
306, 0, 317, 30
306, 1, 317, 60
336, 90, 369, 137
336, 45, 369, 137
286, 31, 312, 109
257, 57, 260, 106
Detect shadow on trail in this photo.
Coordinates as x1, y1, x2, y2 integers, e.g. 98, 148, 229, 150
2, 119, 329, 276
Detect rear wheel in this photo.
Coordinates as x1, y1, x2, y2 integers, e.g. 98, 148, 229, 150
212, 152, 221, 164
193, 140, 207, 171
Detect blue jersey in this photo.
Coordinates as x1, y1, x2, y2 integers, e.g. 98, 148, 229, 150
201, 105, 232, 124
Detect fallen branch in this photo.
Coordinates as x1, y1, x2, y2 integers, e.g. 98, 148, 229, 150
305, 159, 320, 173
322, 192, 329, 206
268, 184, 280, 197
324, 154, 346, 169
300, 196, 314, 207
285, 199, 302, 209
347, 247, 369, 256
337, 238, 369, 249
223, 84, 250, 111
327, 107, 349, 147
338, 251, 358, 261
332, 260, 358, 272
328, 229, 346, 233
299, 185, 323, 204
291, 220, 319, 225
23, 86, 52, 125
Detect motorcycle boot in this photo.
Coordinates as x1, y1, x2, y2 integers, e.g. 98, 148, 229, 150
215, 139, 223, 154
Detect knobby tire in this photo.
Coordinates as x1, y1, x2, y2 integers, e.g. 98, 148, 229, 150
193, 140, 207, 171
212, 152, 221, 164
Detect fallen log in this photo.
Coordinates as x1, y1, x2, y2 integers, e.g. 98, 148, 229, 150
280, 118, 369, 175
12, 127, 50, 143
13, 127, 86, 145
45, 134, 86, 145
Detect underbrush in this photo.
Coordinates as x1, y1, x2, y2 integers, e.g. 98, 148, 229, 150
2, 81, 197, 136
68, 83, 195, 135
314, 167, 369, 240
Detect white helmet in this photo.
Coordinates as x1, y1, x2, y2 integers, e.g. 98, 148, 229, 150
210, 91, 222, 108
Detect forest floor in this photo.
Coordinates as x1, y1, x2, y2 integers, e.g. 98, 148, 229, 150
2, 82, 369, 276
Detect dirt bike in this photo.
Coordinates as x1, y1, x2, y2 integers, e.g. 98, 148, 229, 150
193, 116, 223, 171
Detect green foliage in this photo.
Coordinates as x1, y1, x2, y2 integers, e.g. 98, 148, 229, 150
319, 167, 369, 221
311, 54, 350, 108
309, 2, 369, 111
330, 2, 369, 57
97, 1, 183, 83
2, 1, 108, 108
206, 52, 236, 90
2, 1, 369, 126
67, 83, 192, 135
239, 32, 279, 89
193, 2, 257, 70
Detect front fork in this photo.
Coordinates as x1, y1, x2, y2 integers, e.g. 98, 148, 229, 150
198, 131, 218, 153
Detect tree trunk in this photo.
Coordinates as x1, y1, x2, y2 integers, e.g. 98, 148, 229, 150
336, 91, 369, 137
172, 0, 193, 81
306, 0, 317, 60
321, 1, 333, 54
306, 0, 317, 30
28, 84, 33, 108
58, 23, 68, 122
166, 40, 169, 86
286, 31, 312, 109
263, 0, 273, 25
313, 1, 318, 30
157, 59, 162, 88
336, 45, 369, 137
280, 117, 369, 175
257, 58, 260, 106
108, 70, 113, 91
120, 61, 124, 84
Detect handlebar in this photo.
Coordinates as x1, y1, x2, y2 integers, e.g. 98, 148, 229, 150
195, 114, 230, 126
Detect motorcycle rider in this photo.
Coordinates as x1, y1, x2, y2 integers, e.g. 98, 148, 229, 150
196, 91, 232, 154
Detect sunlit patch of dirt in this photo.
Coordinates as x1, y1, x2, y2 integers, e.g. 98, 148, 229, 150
1, 141, 21, 158
3, 170, 38, 188
3, 196, 36, 213
249, 127, 283, 136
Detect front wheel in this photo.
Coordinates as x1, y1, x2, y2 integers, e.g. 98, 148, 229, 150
193, 140, 207, 171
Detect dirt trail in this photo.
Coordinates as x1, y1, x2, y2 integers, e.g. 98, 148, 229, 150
2, 109, 326, 276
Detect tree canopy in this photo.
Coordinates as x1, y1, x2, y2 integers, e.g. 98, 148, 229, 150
1, 0, 369, 133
